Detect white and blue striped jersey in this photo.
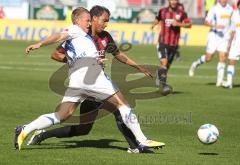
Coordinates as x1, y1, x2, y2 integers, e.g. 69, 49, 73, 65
61, 25, 98, 66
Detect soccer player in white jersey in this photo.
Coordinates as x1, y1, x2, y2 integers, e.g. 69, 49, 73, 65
14, 7, 165, 151
189, 0, 233, 87
222, 0, 240, 88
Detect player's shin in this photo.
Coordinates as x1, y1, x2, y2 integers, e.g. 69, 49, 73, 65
23, 113, 60, 136
195, 55, 206, 67
216, 62, 226, 86
227, 65, 234, 87
118, 105, 147, 143
157, 66, 167, 85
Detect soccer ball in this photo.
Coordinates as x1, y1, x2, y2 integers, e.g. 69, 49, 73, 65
197, 124, 219, 144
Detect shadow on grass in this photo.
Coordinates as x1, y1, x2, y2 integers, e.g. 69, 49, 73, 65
206, 82, 216, 86
171, 91, 184, 95
24, 139, 162, 154
206, 82, 240, 88
198, 152, 219, 156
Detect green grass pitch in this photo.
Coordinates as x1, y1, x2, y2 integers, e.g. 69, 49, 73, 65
0, 40, 240, 164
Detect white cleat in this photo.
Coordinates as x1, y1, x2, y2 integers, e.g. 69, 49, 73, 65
127, 148, 140, 154
189, 62, 196, 77
216, 81, 222, 87
221, 81, 233, 89
27, 129, 45, 145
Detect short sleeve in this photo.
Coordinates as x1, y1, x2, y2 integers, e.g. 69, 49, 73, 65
61, 25, 86, 39
156, 9, 163, 21
205, 7, 215, 23
182, 12, 191, 23
105, 32, 120, 56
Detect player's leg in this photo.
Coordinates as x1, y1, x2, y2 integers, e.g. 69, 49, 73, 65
189, 52, 214, 77
216, 51, 226, 86
105, 91, 165, 149
27, 100, 100, 145
189, 34, 216, 77
102, 102, 140, 150
222, 59, 235, 89
156, 45, 173, 95
175, 45, 182, 62
14, 101, 79, 150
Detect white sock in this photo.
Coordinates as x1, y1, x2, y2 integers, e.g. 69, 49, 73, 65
227, 65, 234, 86
217, 62, 225, 84
195, 55, 206, 67
118, 105, 147, 143
23, 113, 60, 136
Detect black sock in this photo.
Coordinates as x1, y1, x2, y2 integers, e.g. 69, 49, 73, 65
41, 126, 72, 141
114, 110, 139, 149
157, 67, 167, 85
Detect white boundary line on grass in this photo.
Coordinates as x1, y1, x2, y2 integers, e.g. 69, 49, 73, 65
0, 65, 218, 79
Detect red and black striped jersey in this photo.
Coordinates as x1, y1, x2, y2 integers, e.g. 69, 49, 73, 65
156, 7, 190, 47
92, 30, 119, 57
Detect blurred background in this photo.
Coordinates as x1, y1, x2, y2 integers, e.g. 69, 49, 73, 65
0, 0, 238, 45
0, 0, 238, 22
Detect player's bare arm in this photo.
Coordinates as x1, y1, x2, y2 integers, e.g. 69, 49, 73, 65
227, 31, 235, 52
51, 48, 67, 63
150, 19, 160, 30
115, 52, 153, 78
25, 33, 69, 54
172, 19, 192, 28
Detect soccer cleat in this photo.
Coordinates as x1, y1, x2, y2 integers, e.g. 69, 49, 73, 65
159, 83, 173, 96
189, 62, 196, 77
27, 130, 45, 145
139, 140, 165, 150
216, 81, 223, 87
221, 81, 232, 89
14, 126, 26, 150
127, 148, 140, 154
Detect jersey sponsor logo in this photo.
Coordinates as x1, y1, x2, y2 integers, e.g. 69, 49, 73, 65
220, 15, 231, 19
165, 19, 174, 27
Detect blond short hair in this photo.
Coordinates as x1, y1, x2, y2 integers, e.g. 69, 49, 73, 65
71, 7, 89, 24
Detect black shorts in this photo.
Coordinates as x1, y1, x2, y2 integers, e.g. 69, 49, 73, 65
157, 43, 177, 59
157, 43, 177, 67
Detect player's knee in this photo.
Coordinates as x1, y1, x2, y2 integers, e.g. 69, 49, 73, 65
229, 60, 235, 65
205, 55, 212, 62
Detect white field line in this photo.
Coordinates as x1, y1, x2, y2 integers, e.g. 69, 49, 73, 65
0, 66, 53, 72
0, 65, 221, 79
0, 61, 221, 69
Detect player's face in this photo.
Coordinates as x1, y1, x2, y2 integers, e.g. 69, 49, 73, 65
219, 0, 228, 6
169, 0, 178, 9
76, 12, 91, 33
94, 11, 110, 33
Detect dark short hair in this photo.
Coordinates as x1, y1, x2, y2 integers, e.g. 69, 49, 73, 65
71, 7, 89, 24
90, 5, 110, 18
238, 0, 240, 7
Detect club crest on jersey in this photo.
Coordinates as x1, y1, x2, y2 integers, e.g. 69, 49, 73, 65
101, 40, 107, 47
175, 14, 180, 20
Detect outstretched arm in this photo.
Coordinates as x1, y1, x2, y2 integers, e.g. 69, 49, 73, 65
51, 46, 67, 63
115, 51, 153, 78
25, 33, 69, 54
151, 18, 160, 30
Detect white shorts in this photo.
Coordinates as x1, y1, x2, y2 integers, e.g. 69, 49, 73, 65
228, 41, 240, 60
206, 32, 228, 54
62, 66, 119, 103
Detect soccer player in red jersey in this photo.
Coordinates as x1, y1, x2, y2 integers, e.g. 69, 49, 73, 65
151, 0, 191, 95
